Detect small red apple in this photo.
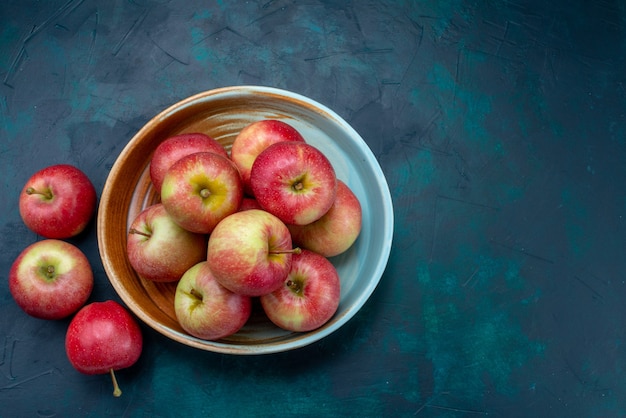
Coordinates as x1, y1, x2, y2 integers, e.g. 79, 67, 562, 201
9, 239, 94, 320
207, 209, 299, 297
230, 119, 306, 195
161, 152, 244, 234
260, 249, 340, 332
65, 300, 143, 397
19, 164, 97, 239
174, 261, 252, 340
288, 180, 362, 257
127, 203, 207, 282
149, 133, 229, 194
250, 141, 337, 225
238, 197, 262, 211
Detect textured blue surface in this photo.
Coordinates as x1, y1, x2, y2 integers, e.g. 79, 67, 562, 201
1, 1, 626, 416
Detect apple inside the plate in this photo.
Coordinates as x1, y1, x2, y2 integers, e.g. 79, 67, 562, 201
149, 133, 228, 194
175, 261, 252, 340
127, 203, 207, 282
65, 300, 142, 397
9, 239, 94, 320
161, 152, 243, 234
238, 197, 262, 211
288, 180, 362, 257
19, 164, 97, 239
207, 209, 299, 297
230, 119, 305, 196
250, 141, 337, 226
260, 249, 340, 332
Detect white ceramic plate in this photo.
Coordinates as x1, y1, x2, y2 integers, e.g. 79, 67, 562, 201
98, 86, 394, 354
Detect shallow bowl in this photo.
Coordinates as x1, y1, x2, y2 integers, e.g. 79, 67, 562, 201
97, 86, 394, 354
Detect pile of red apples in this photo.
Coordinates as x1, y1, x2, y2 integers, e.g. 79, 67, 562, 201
10, 164, 142, 397
128, 119, 363, 340
7, 118, 361, 395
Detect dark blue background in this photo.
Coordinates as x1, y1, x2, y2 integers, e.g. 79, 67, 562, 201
1, 1, 625, 416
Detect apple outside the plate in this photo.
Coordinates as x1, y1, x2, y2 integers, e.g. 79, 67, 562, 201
288, 180, 362, 257
230, 119, 306, 196
149, 133, 228, 194
161, 152, 243, 234
174, 261, 252, 340
19, 164, 97, 239
207, 209, 300, 297
260, 249, 340, 332
127, 203, 207, 282
9, 239, 94, 320
65, 300, 143, 397
250, 141, 337, 226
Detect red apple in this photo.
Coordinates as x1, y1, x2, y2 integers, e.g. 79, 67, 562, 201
250, 141, 337, 225
207, 209, 299, 297
174, 261, 252, 340
9, 239, 93, 320
127, 203, 207, 282
260, 249, 340, 332
230, 119, 305, 195
160, 152, 243, 234
149, 133, 228, 194
287, 180, 362, 257
65, 300, 143, 397
238, 197, 262, 211
19, 164, 97, 239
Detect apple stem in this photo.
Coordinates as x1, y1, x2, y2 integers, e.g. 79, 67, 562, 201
200, 188, 211, 198
46, 265, 55, 279
292, 182, 304, 191
189, 287, 203, 301
269, 247, 302, 255
25, 187, 53, 200
286, 279, 303, 295
129, 228, 151, 238
110, 368, 122, 397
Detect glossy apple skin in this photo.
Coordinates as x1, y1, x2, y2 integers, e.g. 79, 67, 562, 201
9, 239, 94, 320
260, 249, 340, 332
161, 152, 243, 234
175, 261, 252, 340
288, 180, 362, 257
207, 209, 294, 297
250, 141, 337, 226
149, 133, 228, 194
230, 119, 305, 196
65, 301, 142, 375
19, 164, 97, 239
127, 203, 207, 282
